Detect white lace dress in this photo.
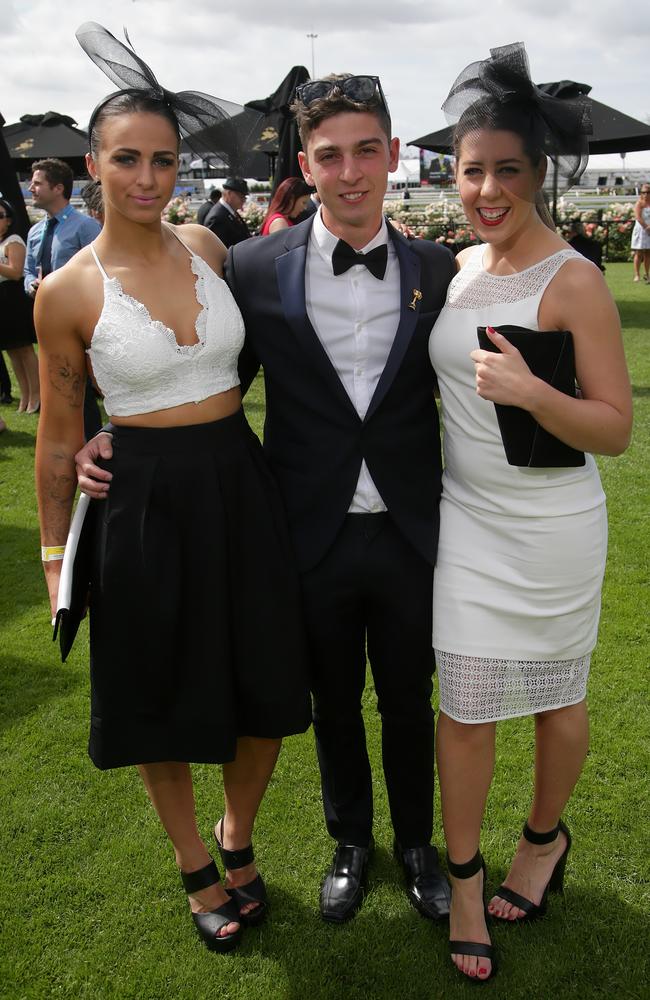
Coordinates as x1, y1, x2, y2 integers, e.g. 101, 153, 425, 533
429, 245, 607, 724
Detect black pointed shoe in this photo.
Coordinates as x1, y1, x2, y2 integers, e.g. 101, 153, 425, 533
320, 841, 372, 923
394, 839, 451, 920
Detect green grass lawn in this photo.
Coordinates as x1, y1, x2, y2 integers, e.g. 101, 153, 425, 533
1, 262, 648, 1000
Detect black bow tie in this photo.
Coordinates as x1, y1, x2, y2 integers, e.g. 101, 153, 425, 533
332, 239, 388, 280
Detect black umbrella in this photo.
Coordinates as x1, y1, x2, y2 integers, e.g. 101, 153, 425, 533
411, 83, 650, 156
0, 110, 30, 237
245, 66, 310, 193
538, 81, 650, 154
3, 112, 90, 176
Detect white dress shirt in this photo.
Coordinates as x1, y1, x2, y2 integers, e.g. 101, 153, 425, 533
305, 209, 400, 513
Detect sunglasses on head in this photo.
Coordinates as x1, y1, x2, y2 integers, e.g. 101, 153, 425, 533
295, 75, 390, 118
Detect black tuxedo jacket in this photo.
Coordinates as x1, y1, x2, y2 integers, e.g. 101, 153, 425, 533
226, 217, 455, 572
205, 202, 251, 248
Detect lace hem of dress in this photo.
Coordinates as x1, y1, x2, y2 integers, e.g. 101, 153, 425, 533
446, 247, 585, 309
435, 649, 590, 723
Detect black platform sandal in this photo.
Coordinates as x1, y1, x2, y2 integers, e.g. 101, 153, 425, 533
214, 819, 268, 927
447, 851, 496, 984
180, 857, 243, 952
492, 819, 572, 923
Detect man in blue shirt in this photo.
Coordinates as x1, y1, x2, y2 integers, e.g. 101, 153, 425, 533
25, 158, 101, 296
25, 158, 101, 436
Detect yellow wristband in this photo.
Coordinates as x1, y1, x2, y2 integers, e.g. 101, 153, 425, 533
41, 545, 65, 562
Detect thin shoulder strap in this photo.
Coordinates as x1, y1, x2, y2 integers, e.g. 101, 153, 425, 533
164, 222, 194, 257
90, 243, 110, 280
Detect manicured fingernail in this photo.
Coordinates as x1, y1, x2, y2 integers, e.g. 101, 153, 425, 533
487, 325, 497, 334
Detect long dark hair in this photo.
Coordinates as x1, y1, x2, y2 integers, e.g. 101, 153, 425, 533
262, 177, 312, 227
453, 98, 556, 231
0, 198, 18, 238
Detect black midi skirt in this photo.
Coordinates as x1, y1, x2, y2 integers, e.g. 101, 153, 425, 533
88, 409, 312, 769
0, 279, 36, 350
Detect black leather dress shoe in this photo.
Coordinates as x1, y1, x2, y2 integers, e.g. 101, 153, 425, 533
320, 842, 372, 923
394, 839, 451, 920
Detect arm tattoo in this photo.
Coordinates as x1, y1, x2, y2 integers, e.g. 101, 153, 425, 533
49, 354, 84, 408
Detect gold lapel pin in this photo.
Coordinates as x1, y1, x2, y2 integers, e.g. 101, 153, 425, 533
408, 289, 422, 311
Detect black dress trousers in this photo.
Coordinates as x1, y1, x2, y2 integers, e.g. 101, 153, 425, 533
300, 513, 435, 848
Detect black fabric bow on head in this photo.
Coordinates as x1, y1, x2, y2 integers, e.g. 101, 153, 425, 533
442, 42, 592, 188
75, 21, 261, 173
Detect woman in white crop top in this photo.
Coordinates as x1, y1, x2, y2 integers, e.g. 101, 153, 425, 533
429, 46, 632, 983
35, 37, 310, 956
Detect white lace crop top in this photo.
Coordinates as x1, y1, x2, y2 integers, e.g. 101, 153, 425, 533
86, 228, 244, 416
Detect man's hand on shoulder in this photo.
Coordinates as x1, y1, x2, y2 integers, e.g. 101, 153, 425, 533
76, 433, 114, 499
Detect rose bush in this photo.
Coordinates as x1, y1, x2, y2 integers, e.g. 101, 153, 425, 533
384, 197, 637, 260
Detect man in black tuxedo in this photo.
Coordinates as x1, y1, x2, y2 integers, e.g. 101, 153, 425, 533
204, 177, 251, 247
75, 75, 455, 926
229, 76, 454, 924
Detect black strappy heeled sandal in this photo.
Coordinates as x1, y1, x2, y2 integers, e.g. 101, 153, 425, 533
447, 851, 496, 984
180, 857, 243, 952
214, 818, 268, 927
492, 819, 572, 923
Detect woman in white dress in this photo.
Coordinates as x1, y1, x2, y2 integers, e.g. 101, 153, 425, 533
429, 45, 632, 982
631, 182, 650, 282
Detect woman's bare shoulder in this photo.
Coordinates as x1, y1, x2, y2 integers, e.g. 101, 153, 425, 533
37, 248, 103, 323
172, 223, 226, 272
455, 245, 477, 269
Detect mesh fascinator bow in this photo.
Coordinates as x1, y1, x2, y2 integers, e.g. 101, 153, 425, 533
76, 21, 260, 172
442, 42, 592, 187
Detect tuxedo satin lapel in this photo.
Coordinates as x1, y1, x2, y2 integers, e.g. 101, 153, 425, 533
275, 238, 359, 417
365, 231, 421, 422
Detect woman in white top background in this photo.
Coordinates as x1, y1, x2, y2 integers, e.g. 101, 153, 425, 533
428, 44, 632, 982
35, 23, 310, 954
630, 182, 650, 282
0, 197, 40, 413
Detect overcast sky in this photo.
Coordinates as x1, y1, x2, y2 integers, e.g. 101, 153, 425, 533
4, 0, 650, 170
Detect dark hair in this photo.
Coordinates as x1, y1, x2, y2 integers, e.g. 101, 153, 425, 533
0, 198, 17, 236
89, 91, 181, 159
453, 98, 556, 230
31, 157, 74, 200
80, 179, 104, 220
291, 73, 392, 148
262, 177, 312, 226
209, 188, 221, 202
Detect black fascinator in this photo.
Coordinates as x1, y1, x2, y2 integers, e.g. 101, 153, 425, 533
442, 42, 592, 188
76, 21, 260, 173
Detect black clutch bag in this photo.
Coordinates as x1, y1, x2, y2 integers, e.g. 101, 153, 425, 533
52, 493, 97, 662
476, 325, 585, 468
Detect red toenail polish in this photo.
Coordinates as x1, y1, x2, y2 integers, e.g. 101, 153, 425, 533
479, 968, 487, 976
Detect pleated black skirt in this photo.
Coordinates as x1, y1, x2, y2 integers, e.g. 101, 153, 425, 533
0, 279, 36, 349
88, 409, 312, 770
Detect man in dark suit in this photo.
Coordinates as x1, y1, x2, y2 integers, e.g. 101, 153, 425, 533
229, 76, 455, 924
204, 177, 251, 246
74, 75, 455, 927
197, 186, 221, 226
566, 218, 605, 271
